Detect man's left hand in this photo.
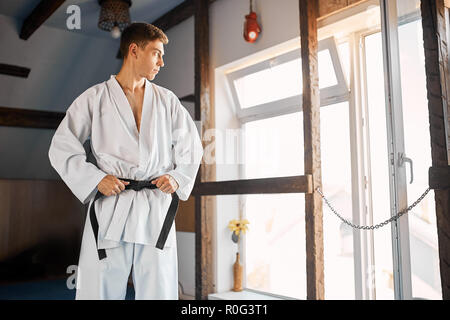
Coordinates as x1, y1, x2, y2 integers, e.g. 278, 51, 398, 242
151, 174, 179, 194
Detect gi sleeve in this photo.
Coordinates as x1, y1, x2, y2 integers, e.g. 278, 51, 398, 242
48, 93, 108, 204
167, 93, 203, 201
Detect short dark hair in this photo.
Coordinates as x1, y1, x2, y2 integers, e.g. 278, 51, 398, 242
120, 22, 168, 59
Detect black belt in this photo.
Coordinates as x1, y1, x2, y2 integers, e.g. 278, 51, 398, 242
89, 178, 179, 260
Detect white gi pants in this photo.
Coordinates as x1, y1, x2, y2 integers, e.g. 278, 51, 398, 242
74, 213, 179, 300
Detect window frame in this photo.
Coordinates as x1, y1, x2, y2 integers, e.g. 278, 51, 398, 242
227, 37, 353, 299
226, 37, 350, 123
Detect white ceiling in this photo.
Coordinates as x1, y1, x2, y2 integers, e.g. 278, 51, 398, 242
0, 0, 186, 39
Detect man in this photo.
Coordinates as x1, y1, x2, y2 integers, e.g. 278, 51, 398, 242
48, 22, 203, 300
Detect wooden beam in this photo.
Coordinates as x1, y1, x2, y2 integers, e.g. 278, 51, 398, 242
0, 106, 65, 129
194, 0, 214, 301
153, 0, 193, 32
318, 0, 366, 18
153, 0, 216, 32
429, 166, 450, 190
179, 94, 195, 103
192, 175, 313, 196
20, 0, 66, 40
421, 0, 450, 300
299, 0, 324, 300
319, 0, 347, 17
0, 64, 31, 78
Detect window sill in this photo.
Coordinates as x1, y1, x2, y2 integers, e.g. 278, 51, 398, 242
208, 289, 289, 300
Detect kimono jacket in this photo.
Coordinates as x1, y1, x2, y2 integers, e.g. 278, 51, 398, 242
48, 75, 203, 250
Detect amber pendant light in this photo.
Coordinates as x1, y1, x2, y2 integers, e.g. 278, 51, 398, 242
243, 0, 261, 43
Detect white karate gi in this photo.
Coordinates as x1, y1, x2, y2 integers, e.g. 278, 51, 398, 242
48, 75, 203, 299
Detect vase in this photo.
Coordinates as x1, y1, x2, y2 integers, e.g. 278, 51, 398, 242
233, 252, 243, 292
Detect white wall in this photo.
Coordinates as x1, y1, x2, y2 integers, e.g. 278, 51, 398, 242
154, 16, 195, 99
154, 16, 195, 119
210, 0, 300, 69
0, 13, 122, 179
176, 231, 196, 297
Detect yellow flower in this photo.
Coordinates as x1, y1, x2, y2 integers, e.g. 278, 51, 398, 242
228, 219, 250, 236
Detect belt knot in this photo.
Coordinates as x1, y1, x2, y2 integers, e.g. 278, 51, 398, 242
121, 179, 156, 191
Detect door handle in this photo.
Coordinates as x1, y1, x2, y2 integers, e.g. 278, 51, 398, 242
398, 152, 413, 184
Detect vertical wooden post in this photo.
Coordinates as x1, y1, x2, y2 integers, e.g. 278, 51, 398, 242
421, 0, 450, 300
194, 0, 214, 300
299, 0, 325, 300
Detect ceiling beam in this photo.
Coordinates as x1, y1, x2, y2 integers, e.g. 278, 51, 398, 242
0, 92, 189, 129
20, 0, 66, 40
152, 0, 196, 32
154, 0, 216, 32
117, 0, 216, 59
179, 94, 195, 103
0, 63, 31, 78
0, 106, 65, 129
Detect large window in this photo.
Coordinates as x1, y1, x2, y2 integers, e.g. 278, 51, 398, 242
215, 0, 441, 300
226, 37, 353, 299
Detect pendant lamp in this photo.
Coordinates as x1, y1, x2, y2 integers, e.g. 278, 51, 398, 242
98, 0, 132, 39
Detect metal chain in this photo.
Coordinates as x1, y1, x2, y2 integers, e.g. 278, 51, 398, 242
316, 187, 431, 230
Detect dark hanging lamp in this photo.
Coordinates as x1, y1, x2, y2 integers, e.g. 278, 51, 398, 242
98, 0, 132, 39
243, 0, 261, 43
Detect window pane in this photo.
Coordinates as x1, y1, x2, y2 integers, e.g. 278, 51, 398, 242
244, 193, 306, 299
234, 50, 338, 109
243, 102, 354, 299
319, 49, 339, 89
364, 31, 395, 300
321, 102, 355, 299
244, 112, 304, 179
396, 2, 442, 299
234, 59, 302, 109
243, 113, 306, 299
338, 41, 350, 83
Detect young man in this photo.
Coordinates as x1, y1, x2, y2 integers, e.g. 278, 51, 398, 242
48, 23, 203, 300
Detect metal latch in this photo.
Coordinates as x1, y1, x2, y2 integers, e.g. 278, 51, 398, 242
398, 152, 414, 184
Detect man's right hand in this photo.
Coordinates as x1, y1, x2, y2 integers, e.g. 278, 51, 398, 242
97, 175, 130, 196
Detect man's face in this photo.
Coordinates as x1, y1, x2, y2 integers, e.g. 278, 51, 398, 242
134, 39, 165, 81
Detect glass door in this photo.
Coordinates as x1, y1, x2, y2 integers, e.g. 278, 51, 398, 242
359, 0, 441, 299
360, 0, 412, 300
360, 28, 396, 299
394, 0, 442, 299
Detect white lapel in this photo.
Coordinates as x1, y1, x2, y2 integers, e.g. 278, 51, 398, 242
138, 80, 160, 171
106, 75, 148, 142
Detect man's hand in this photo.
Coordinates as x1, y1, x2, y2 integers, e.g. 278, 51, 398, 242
151, 174, 179, 194
98, 175, 130, 196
